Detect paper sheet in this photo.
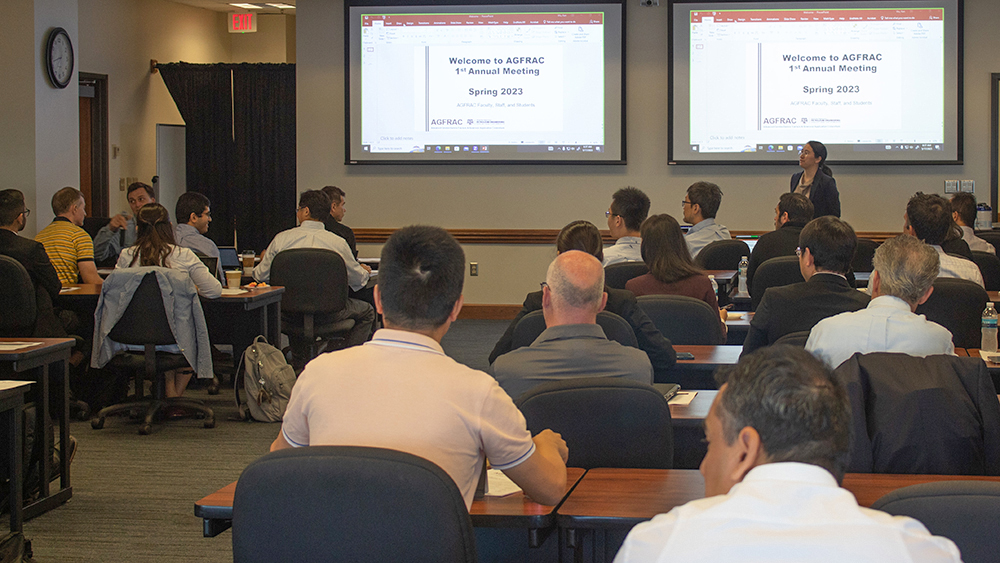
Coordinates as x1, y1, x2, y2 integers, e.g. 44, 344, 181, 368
221, 289, 248, 296
59, 287, 80, 293
0, 380, 32, 391
978, 350, 1000, 364
485, 469, 522, 497
0, 342, 40, 351
668, 391, 698, 405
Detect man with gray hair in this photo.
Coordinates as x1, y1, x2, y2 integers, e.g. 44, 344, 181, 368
489, 250, 652, 400
805, 235, 955, 369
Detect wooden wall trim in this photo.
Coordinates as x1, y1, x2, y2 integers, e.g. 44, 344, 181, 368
458, 304, 522, 320
355, 228, 902, 245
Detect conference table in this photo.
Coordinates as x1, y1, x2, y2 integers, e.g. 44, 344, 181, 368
662, 345, 741, 388
0, 380, 31, 538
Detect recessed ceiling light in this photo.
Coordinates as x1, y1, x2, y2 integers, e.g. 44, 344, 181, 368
230, 3, 262, 9
266, 3, 296, 8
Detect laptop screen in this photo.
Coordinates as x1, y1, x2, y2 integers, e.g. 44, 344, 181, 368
218, 247, 240, 270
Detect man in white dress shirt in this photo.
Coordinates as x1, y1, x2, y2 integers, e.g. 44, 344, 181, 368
603, 187, 649, 266
682, 181, 731, 258
806, 235, 955, 369
614, 346, 961, 563
904, 192, 984, 287
951, 192, 996, 254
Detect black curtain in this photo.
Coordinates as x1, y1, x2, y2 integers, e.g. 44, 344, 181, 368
158, 62, 296, 252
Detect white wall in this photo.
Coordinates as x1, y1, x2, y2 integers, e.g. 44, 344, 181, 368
232, 14, 295, 63
297, 0, 1000, 304
0, 1, 39, 235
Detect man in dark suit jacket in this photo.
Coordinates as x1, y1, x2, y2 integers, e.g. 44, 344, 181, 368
743, 216, 870, 355
320, 185, 358, 258
747, 193, 814, 293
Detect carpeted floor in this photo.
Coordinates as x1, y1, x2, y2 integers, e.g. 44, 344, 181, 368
21, 319, 510, 562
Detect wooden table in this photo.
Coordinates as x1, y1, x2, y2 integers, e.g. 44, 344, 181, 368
662, 345, 741, 388
0, 381, 31, 537
0, 338, 74, 520
668, 390, 715, 470
724, 312, 752, 345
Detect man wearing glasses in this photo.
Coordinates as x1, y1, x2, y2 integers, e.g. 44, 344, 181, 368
603, 186, 650, 266
174, 191, 221, 277
682, 181, 731, 258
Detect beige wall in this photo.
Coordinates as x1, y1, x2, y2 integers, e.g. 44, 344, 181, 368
0, 1, 39, 235
298, 0, 1000, 304
232, 14, 295, 63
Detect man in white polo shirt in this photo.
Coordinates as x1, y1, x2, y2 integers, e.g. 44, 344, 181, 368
272, 226, 569, 508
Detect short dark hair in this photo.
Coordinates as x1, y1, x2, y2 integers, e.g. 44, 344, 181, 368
379, 226, 465, 330
298, 190, 331, 219
714, 345, 852, 481
175, 192, 211, 225
610, 187, 651, 231
686, 182, 723, 219
798, 216, 857, 274
0, 189, 26, 226
52, 187, 83, 216
127, 182, 155, 200
778, 192, 814, 224
950, 192, 978, 227
556, 220, 604, 262
321, 186, 345, 205
906, 192, 951, 245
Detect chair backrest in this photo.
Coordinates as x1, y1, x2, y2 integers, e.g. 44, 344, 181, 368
270, 248, 349, 315
0, 255, 36, 336
773, 329, 811, 347
975, 231, 1000, 258
509, 310, 638, 351
604, 262, 648, 290
872, 481, 1000, 563
751, 256, 805, 310
636, 294, 724, 345
83, 216, 111, 240
852, 238, 879, 273
107, 271, 177, 346
971, 251, 1000, 291
915, 278, 989, 349
515, 377, 673, 469
232, 446, 477, 563
695, 239, 751, 270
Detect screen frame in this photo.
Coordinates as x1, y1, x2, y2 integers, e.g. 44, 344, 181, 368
344, 0, 628, 165
666, 0, 964, 166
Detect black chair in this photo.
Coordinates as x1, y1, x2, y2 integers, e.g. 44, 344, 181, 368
872, 481, 1000, 563
604, 262, 648, 290
509, 310, 638, 351
695, 239, 750, 270
750, 256, 805, 311
91, 271, 215, 434
852, 238, 879, 273
976, 231, 1000, 259
515, 377, 673, 469
0, 255, 36, 337
82, 216, 111, 240
773, 329, 811, 347
971, 251, 1000, 291
915, 278, 989, 349
636, 294, 724, 345
232, 446, 477, 563
270, 248, 356, 362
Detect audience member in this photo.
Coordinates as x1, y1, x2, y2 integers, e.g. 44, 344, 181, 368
682, 181, 731, 258
603, 186, 650, 266
614, 346, 961, 563
272, 226, 569, 508
905, 192, 984, 287
742, 216, 869, 355
173, 191, 220, 276
320, 185, 358, 258
951, 192, 996, 254
806, 235, 954, 369
489, 250, 653, 400
747, 193, 814, 291
93, 181, 155, 264
489, 220, 676, 379
35, 187, 103, 286
253, 190, 374, 348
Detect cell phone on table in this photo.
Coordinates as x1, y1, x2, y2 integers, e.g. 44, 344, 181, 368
677, 352, 695, 360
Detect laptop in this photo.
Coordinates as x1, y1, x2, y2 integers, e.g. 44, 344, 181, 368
218, 247, 241, 270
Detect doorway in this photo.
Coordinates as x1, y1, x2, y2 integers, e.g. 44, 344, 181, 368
79, 72, 109, 217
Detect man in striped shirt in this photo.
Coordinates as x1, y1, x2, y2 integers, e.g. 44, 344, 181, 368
35, 187, 103, 286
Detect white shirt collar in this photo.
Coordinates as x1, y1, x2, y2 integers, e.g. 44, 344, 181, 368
867, 294, 913, 312
366, 328, 446, 355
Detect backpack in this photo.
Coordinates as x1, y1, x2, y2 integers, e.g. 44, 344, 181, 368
235, 335, 297, 422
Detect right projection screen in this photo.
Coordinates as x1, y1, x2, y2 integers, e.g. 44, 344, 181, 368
668, 0, 963, 164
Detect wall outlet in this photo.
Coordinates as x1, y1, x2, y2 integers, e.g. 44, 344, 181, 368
944, 180, 959, 193
961, 179, 975, 193
470, 262, 479, 276
639, 0, 659, 6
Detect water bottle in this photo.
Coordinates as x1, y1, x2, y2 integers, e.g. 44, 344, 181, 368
737, 256, 749, 295
983, 302, 998, 352
709, 275, 718, 298
977, 203, 993, 231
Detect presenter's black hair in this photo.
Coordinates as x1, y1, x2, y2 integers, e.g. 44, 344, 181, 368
806, 141, 833, 178
379, 226, 465, 330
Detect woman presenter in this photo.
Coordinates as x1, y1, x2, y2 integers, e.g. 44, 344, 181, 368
790, 140, 841, 218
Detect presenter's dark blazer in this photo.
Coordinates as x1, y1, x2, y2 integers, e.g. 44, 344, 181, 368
790, 169, 841, 218
742, 273, 869, 355
489, 287, 677, 379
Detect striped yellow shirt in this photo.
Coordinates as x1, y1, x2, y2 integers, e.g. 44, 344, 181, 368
35, 218, 94, 286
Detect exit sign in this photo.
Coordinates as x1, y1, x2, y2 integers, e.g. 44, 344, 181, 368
229, 12, 257, 33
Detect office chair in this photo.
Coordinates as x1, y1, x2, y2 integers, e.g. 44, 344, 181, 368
0, 256, 36, 337
636, 294, 724, 345
91, 270, 215, 434
750, 256, 805, 310
516, 377, 674, 469
604, 262, 648, 290
695, 239, 750, 271
232, 446, 477, 563
773, 329, 811, 348
509, 310, 638, 351
852, 238, 879, 273
975, 231, 1000, 259
872, 481, 1000, 563
971, 251, 1000, 291
270, 249, 356, 363
915, 278, 988, 349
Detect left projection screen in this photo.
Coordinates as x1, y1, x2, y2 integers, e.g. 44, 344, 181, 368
345, 1, 625, 164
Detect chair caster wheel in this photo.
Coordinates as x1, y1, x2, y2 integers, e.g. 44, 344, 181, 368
138, 424, 152, 435
91, 418, 105, 430
203, 418, 216, 429
207, 383, 220, 396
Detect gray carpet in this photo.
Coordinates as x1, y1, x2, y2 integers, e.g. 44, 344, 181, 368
21, 319, 510, 562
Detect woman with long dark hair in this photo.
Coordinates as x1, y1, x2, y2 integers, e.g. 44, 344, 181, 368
790, 140, 841, 218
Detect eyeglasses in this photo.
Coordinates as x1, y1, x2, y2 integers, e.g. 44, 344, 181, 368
540, 281, 549, 290
22, 208, 30, 219
795, 247, 803, 257
681, 200, 693, 206
605, 210, 619, 218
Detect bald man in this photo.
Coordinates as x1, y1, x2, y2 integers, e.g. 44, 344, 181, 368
489, 250, 652, 400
